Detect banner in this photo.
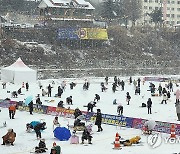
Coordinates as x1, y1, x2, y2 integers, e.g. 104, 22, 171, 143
90, 114, 133, 128
0, 100, 17, 108
132, 118, 146, 129
47, 106, 75, 118
58, 28, 79, 40
86, 28, 108, 40
18, 104, 48, 114
57, 28, 108, 40
144, 77, 168, 82
16, 104, 180, 135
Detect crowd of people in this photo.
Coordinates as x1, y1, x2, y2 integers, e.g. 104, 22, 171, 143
1, 76, 180, 153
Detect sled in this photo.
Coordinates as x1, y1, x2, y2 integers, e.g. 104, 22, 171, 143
151, 93, 158, 96
73, 125, 86, 131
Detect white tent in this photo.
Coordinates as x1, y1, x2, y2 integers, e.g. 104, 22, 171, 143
1, 58, 37, 84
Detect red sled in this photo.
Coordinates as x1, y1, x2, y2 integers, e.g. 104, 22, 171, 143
70, 135, 79, 144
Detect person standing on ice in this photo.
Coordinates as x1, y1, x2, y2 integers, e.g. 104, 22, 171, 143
28, 101, 33, 115
9, 104, 16, 119
25, 82, 29, 91
57, 86, 63, 97
147, 98, 152, 114
105, 76, 109, 85
48, 84, 52, 97
137, 78, 141, 87
158, 84, 163, 96
133, 79, 137, 89
129, 76, 132, 84
117, 104, 123, 115
95, 109, 103, 132
169, 81, 173, 92
175, 89, 180, 103
126, 92, 131, 105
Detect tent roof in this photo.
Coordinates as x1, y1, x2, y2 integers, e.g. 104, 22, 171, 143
2, 58, 36, 72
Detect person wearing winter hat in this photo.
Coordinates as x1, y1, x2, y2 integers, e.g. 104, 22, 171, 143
35, 138, 48, 153
95, 109, 103, 132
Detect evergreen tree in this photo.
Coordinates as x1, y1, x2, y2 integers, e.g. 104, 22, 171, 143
100, 0, 116, 23
149, 8, 163, 27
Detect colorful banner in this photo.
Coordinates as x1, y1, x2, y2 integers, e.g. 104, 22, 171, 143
144, 77, 168, 82
18, 104, 48, 114
16, 104, 180, 135
47, 106, 75, 118
90, 114, 133, 128
132, 118, 146, 129
86, 28, 108, 40
57, 27, 108, 40
58, 28, 79, 40
0, 100, 17, 108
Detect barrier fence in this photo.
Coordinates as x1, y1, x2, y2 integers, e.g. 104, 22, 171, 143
1, 100, 180, 135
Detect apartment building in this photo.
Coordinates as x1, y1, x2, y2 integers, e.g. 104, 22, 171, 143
140, 0, 180, 26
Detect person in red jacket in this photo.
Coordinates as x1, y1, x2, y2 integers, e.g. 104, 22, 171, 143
9, 105, 16, 119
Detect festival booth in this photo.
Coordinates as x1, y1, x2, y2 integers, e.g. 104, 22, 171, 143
1, 58, 37, 84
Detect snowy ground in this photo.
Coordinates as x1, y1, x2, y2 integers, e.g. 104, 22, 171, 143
0, 76, 180, 154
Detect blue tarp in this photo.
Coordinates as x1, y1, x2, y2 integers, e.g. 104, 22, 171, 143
53, 127, 71, 141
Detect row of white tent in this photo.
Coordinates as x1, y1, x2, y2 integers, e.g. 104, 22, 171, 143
1, 58, 37, 84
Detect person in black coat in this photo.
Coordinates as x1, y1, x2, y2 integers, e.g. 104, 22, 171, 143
129, 77, 132, 84
34, 122, 46, 139
121, 80, 125, 91
135, 86, 140, 95
137, 78, 141, 87
167, 91, 171, 99
36, 95, 42, 106
147, 98, 152, 114
126, 92, 131, 105
57, 101, 64, 108
162, 88, 167, 95
158, 84, 162, 96
114, 76, 118, 85
57, 86, 63, 97
74, 119, 85, 127
169, 81, 173, 92
95, 109, 103, 132
48, 84, 52, 97
70, 82, 76, 90
17, 88, 22, 94
112, 83, 117, 93
105, 76, 109, 85
66, 96, 73, 105
35, 139, 47, 153
26, 82, 29, 91
74, 108, 82, 119
81, 128, 92, 144
87, 101, 96, 112
28, 101, 33, 115
94, 94, 100, 102
101, 82, 107, 92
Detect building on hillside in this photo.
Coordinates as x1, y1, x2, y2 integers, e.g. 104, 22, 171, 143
37, 0, 95, 27
138, 0, 180, 27
36, 0, 108, 46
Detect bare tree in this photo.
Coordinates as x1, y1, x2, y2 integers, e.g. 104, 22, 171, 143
122, 0, 142, 27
